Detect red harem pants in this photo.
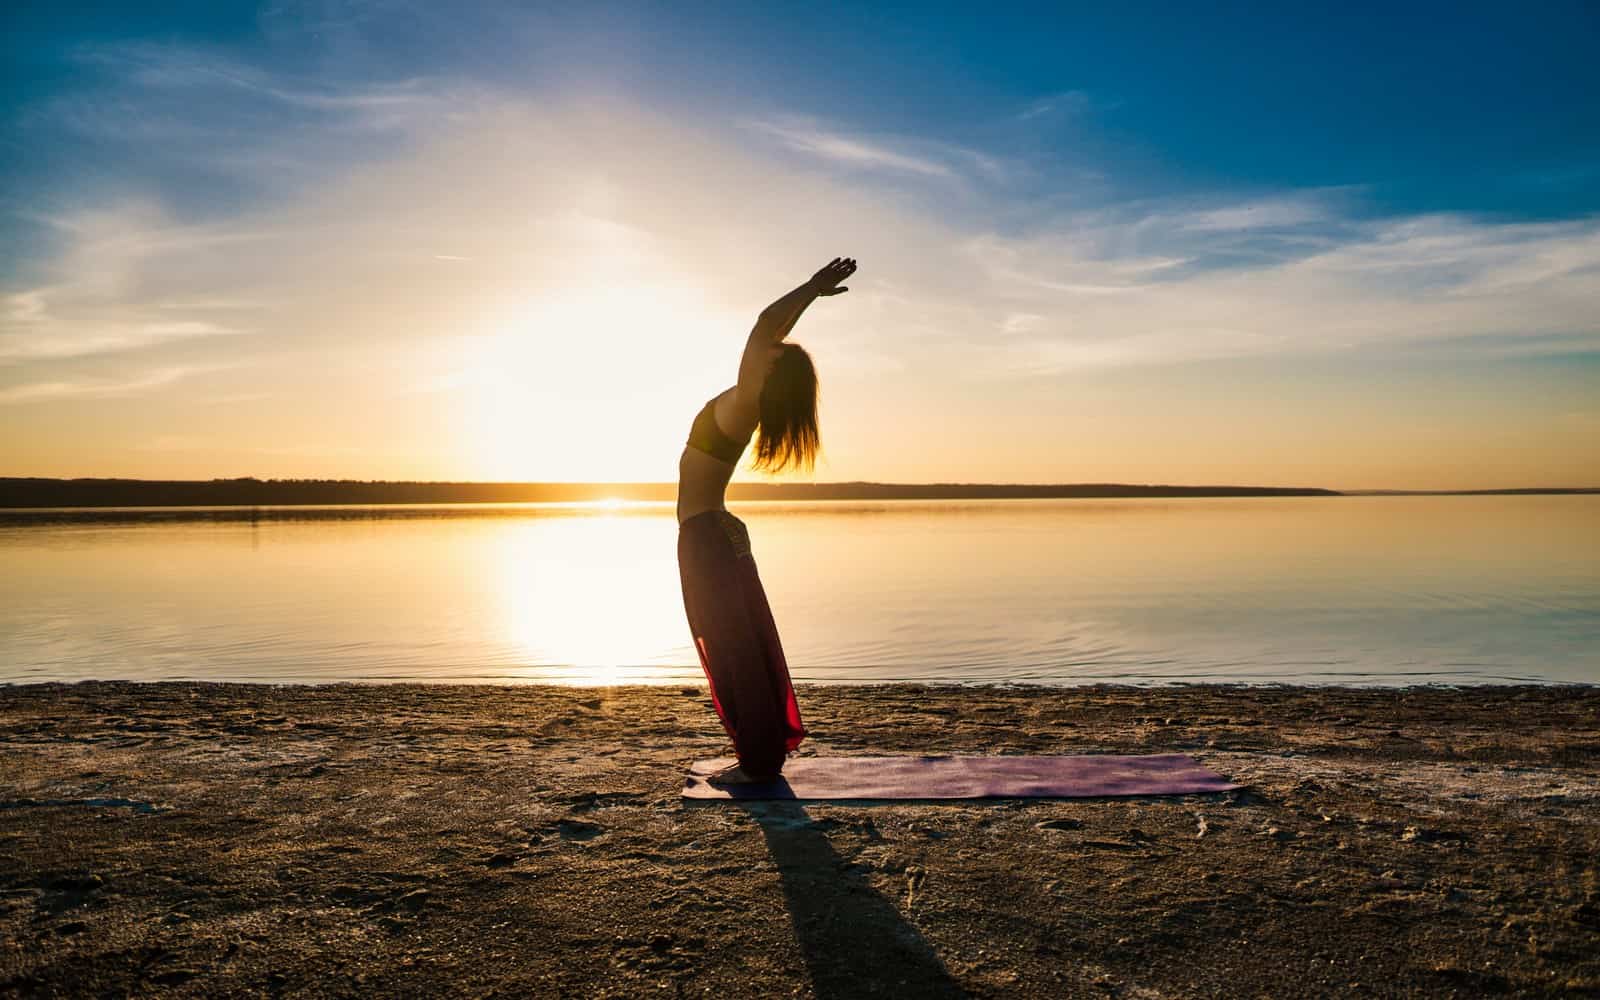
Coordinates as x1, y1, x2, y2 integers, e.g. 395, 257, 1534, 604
677, 509, 806, 778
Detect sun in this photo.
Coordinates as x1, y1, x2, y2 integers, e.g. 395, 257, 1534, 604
451, 279, 738, 482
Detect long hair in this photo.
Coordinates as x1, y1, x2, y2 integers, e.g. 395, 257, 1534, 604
752, 342, 820, 474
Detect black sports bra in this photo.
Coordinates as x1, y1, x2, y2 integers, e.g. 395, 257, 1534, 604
686, 396, 751, 465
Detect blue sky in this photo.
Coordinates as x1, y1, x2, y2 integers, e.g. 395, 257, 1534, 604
8, 3, 1598, 226
2, 2, 1597, 486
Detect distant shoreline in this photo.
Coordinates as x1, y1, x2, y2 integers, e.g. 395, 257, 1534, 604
0, 477, 1593, 508
1, 477, 1348, 507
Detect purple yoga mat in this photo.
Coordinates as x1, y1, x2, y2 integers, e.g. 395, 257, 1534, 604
682, 753, 1238, 800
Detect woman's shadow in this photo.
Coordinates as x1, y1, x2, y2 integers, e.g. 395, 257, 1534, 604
709, 795, 969, 998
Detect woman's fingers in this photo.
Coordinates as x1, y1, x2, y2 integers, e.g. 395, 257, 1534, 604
813, 256, 857, 291
812, 258, 845, 286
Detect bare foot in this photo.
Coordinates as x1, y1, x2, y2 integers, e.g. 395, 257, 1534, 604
707, 763, 772, 785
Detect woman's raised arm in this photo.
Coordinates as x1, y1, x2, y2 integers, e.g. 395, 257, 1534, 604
733, 258, 856, 415
751, 258, 856, 344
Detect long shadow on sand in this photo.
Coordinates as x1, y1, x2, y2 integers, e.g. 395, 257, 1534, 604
727, 799, 967, 999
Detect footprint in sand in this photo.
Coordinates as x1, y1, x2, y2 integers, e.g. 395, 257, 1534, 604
555, 819, 605, 842
1035, 818, 1084, 832
562, 791, 645, 813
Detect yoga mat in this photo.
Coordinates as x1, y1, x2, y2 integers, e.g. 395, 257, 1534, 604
683, 753, 1238, 800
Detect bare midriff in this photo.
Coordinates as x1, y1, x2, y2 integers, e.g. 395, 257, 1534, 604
676, 446, 739, 525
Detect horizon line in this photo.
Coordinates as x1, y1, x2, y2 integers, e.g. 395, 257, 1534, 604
3, 476, 1598, 491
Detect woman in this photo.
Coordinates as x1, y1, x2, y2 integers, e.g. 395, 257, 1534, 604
677, 256, 858, 785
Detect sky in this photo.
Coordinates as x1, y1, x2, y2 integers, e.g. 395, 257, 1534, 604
2, 1, 1597, 490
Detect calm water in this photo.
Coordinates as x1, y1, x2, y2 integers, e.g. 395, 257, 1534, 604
1, 496, 1595, 687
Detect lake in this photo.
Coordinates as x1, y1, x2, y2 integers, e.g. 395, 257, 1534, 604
1, 495, 1595, 686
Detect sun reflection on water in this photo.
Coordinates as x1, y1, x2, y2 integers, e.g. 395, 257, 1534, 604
494, 513, 690, 684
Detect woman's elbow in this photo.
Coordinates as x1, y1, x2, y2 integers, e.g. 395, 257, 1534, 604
750, 314, 783, 341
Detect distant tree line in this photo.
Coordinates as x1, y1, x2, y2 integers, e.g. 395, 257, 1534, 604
0, 477, 1342, 508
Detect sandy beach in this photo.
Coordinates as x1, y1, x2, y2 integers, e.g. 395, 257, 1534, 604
2, 682, 1598, 998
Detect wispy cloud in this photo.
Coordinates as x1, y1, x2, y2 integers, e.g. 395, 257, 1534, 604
5, 292, 47, 322
960, 209, 1600, 374
1017, 90, 1095, 121
745, 117, 956, 177
15, 41, 471, 216
1177, 196, 1332, 232
742, 115, 1013, 184
66, 42, 448, 132
1, 207, 259, 365
0, 364, 230, 405
156, 299, 264, 311
0, 317, 241, 363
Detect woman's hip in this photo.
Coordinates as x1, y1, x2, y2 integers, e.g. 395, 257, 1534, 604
678, 508, 752, 561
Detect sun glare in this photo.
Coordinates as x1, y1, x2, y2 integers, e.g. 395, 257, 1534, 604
455, 279, 725, 482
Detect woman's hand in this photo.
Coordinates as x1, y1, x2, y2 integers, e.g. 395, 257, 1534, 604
750, 257, 857, 350
808, 257, 857, 296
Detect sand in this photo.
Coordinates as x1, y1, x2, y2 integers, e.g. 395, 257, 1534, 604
2, 681, 1598, 998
